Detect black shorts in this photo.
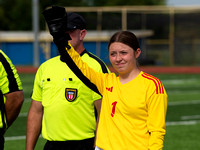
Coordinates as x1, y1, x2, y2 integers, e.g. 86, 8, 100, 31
0, 134, 4, 150
44, 137, 95, 150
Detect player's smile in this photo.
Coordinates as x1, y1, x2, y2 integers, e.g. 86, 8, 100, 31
115, 62, 126, 70
109, 42, 136, 74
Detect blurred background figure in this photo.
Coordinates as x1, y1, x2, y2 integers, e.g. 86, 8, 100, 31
0, 50, 24, 149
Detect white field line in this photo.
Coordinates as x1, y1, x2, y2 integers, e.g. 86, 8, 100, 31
5, 135, 42, 141
5, 135, 26, 141
24, 98, 32, 102
166, 120, 200, 126
162, 78, 199, 84
181, 115, 200, 120
19, 113, 28, 117
168, 100, 200, 106
167, 100, 200, 126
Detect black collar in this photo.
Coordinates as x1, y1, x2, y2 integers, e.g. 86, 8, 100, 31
80, 49, 87, 57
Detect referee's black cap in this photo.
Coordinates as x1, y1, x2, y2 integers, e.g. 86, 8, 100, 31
66, 12, 86, 30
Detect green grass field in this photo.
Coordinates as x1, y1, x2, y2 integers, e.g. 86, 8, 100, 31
3, 73, 200, 150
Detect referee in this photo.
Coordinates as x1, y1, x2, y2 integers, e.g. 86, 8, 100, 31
26, 11, 110, 150
0, 50, 24, 149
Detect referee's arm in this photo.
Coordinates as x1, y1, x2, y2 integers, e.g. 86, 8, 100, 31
94, 99, 101, 147
26, 100, 43, 150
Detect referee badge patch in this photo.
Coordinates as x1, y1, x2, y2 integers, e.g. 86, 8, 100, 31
65, 88, 77, 102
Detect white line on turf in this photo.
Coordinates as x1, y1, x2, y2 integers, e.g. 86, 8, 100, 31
166, 120, 200, 126
181, 115, 200, 120
19, 113, 27, 117
5, 135, 42, 141
168, 100, 200, 106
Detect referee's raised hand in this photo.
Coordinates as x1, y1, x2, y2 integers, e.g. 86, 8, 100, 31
42, 5, 71, 58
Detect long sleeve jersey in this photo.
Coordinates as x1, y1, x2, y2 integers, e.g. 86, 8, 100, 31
64, 45, 168, 150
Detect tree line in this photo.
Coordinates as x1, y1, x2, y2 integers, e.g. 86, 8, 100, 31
0, 0, 166, 31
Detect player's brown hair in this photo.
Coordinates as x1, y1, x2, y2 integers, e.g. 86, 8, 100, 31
108, 31, 140, 51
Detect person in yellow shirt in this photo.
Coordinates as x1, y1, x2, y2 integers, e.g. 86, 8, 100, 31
0, 50, 24, 149
43, 6, 168, 150
26, 9, 110, 150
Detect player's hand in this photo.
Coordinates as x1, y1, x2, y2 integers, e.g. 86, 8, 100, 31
42, 5, 71, 53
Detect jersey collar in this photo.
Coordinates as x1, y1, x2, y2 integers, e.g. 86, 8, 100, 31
80, 49, 87, 57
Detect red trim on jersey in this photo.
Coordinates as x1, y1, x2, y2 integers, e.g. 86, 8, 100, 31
142, 73, 164, 94
143, 73, 164, 94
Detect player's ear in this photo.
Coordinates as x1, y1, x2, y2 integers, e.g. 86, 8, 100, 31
135, 48, 141, 59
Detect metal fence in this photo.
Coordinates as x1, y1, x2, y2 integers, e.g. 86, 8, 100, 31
65, 6, 200, 66
1, 6, 200, 66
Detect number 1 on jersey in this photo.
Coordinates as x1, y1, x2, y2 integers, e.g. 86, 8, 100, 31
111, 101, 117, 117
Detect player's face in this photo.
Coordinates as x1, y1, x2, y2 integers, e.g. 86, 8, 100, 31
109, 42, 141, 74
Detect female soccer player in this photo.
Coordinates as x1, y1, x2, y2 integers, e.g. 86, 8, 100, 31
63, 31, 168, 150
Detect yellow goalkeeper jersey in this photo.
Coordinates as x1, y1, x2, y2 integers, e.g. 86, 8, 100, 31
66, 45, 168, 150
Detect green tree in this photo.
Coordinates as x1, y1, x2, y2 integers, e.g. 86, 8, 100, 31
0, 0, 166, 30
0, 0, 31, 30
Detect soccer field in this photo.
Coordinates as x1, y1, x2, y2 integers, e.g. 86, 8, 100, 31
3, 73, 200, 150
